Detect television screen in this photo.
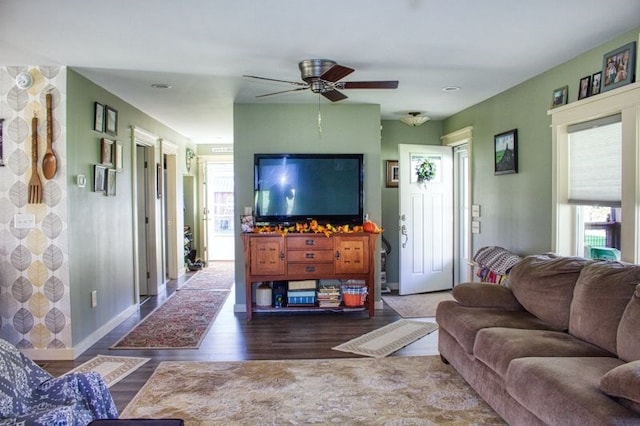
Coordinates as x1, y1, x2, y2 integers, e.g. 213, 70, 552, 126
254, 153, 364, 226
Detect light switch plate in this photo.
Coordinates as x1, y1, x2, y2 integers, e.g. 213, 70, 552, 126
472, 221, 481, 234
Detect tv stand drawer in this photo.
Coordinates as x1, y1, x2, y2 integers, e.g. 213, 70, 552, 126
287, 263, 334, 276
286, 236, 333, 250
287, 250, 334, 263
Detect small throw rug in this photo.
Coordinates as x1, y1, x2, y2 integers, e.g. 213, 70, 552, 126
121, 356, 505, 425
332, 319, 438, 357
179, 261, 234, 291
382, 290, 455, 318
111, 289, 230, 349
63, 355, 150, 387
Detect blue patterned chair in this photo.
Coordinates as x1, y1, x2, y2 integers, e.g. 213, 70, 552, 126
0, 338, 119, 425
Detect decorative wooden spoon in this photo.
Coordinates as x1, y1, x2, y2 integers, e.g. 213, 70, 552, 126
42, 93, 57, 179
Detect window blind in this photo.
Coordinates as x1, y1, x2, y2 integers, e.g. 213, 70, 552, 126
568, 114, 621, 206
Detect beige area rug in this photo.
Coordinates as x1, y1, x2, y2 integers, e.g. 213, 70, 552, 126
63, 355, 150, 387
382, 290, 455, 318
332, 319, 438, 357
121, 356, 505, 425
179, 261, 235, 291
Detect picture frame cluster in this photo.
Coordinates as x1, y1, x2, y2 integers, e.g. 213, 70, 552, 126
553, 41, 636, 107
93, 101, 122, 196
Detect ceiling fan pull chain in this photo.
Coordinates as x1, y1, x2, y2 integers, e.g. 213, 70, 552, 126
317, 95, 322, 134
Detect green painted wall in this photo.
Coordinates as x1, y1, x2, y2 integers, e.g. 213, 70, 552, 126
233, 103, 382, 304
380, 120, 443, 284
66, 69, 190, 344
442, 29, 639, 257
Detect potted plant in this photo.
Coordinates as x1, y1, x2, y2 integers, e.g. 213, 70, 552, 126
416, 158, 436, 186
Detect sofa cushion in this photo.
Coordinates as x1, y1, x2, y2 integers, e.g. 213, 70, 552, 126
452, 283, 523, 310
569, 261, 640, 355
508, 254, 591, 330
435, 300, 560, 354
617, 285, 640, 362
600, 360, 640, 413
506, 357, 635, 425
474, 327, 612, 379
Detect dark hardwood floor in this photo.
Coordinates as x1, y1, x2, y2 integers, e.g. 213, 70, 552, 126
39, 265, 439, 412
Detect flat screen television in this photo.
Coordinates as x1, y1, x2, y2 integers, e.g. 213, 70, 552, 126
254, 153, 364, 226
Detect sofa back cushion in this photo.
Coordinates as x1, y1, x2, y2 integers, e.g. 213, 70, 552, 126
569, 262, 640, 354
617, 285, 640, 361
508, 254, 591, 330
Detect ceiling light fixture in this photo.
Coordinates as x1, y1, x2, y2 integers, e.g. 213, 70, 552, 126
442, 86, 461, 92
151, 83, 172, 89
401, 112, 430, 127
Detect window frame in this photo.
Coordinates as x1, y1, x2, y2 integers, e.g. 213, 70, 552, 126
550, 82, 640, 262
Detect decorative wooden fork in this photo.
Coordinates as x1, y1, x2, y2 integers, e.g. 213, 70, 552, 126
28, 115, 42, 204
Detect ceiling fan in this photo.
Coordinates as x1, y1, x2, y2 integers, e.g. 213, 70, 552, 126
243, 59, 399, 102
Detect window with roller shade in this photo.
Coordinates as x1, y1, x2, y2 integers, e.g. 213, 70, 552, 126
568, 114, 621, 259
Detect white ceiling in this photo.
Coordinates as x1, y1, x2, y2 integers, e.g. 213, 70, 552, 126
2, 0, 639, 144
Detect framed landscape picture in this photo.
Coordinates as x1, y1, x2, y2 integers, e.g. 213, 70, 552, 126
93, 102, 104, 132
551, 86, 568, 108
386, 160, 399, 188
494, 129, 518, 175
105, 105, 118, 136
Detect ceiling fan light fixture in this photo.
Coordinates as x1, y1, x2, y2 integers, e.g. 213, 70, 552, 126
401, 112, 430, 127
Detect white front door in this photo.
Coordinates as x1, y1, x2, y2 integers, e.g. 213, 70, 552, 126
398, 144, 454, 295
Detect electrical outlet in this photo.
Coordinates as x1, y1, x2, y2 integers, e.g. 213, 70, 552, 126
91, 291, 97, 308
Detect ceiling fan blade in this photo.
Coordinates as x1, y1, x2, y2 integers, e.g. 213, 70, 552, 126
342, 81, 399, 89
320, 65, 355, 82
322, 89, 348, 102
255, 87, 309, 98
243, 75, 307, 86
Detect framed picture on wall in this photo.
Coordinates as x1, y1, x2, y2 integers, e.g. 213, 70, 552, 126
591, 71, 602, 96
93, 102, 104, 132
105, 105, 118, 136
578, 75, 591, 100
106, 169, 117, 196
100, 138, 114, 166
94, 165, 107, 192
386, 160, 399, 188
601, 41, 636, 93
551, 86, 568, 108
115, 141, 123, 172
494, 129, 518, 175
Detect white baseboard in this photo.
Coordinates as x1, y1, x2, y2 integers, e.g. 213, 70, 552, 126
23, 304, 139, 361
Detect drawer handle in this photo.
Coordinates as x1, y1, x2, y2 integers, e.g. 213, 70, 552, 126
305, 239, 315, 245
305, 253, 315, 259
305, 266, 316, 272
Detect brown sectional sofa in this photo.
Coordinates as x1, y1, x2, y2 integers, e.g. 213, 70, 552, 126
436, 254, 640, 425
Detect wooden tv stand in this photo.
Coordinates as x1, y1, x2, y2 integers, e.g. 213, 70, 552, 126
241, 232, 378, 321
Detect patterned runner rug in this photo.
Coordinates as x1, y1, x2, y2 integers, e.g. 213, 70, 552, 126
64, 355, 150, 387
121, 356, 504, 424
332, 319, 438, 357
111, 286, 231, 349
382, 290, 455, 318
179, 262, 234, 291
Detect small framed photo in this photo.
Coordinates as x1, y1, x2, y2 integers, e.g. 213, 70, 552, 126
106, 169, 117, 196
578, 75, 591, 100
115, 141, 123, 172
601, 41, 636, 93
93, 102, 104, 132
100, 138, 114, 166
105, 105, 118, 136
591, 71, 602, 96
551, 86, 568, 108
494, 129, 518, 175
386, 160, 399, 188
94, 165, 107, 192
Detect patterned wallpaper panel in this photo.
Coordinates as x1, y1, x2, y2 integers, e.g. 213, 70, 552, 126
0, 66, 71, 350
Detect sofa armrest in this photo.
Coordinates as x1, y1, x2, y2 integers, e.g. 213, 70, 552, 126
600, 360, 640, 407
452, 282, 523, 310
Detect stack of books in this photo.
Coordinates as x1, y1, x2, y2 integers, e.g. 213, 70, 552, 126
316, 284, 341, 308
287, 280, 317, 306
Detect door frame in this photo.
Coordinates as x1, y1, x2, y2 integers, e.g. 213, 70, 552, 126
160, 138, 183, 279
442, 126, 474, 284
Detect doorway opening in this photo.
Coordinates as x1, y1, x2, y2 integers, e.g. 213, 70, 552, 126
204, 161, 235, 261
